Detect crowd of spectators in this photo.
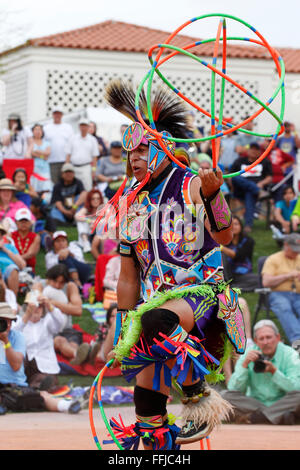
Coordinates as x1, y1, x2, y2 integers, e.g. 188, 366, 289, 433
0, 108, 299, 424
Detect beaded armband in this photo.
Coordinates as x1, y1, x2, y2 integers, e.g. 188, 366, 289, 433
200, 188, 232, 232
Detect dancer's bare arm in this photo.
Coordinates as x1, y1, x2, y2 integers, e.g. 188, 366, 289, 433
117, 255, 141, 310
108, 254, 141, 367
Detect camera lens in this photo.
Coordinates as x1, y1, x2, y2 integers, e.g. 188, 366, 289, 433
253, 355, 266, 373
0, 318, 8, 333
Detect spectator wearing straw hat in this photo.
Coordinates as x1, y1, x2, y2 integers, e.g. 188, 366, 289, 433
0, 178, 35, 233
222, 319, 300, 425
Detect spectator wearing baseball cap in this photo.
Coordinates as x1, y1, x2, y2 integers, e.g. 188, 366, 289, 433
45, 231, 91, 289
43, 107, 74, 184
262, 232, 300, 347
11, 208, 41, 273
49, 164, 87, 225
95, 140, 126, 200
65, 118, 100, 191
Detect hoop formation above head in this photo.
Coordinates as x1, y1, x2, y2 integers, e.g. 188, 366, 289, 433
134, 13, 285, 179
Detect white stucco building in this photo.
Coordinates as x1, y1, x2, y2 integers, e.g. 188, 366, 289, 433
0, 19, 299, 141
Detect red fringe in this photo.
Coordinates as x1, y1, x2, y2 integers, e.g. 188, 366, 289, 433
91, 176, 128, 233
92, 171, 152, 235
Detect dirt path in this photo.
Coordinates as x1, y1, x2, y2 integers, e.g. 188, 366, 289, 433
1, 404, 299, 451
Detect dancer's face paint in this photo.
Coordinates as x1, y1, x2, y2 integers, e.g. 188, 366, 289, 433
128, 144, 149, 182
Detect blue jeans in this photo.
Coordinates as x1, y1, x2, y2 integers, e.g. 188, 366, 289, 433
232, 176, 260, 227
60, 256, 91, 285
269, 291, 300, 343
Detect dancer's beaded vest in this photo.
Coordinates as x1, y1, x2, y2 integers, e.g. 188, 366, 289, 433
119, 166, 224, 301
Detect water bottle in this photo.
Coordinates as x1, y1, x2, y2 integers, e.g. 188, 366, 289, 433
270, 224, 284, 240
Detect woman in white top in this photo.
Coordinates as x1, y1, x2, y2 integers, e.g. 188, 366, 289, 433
1, 113, 33, 159
13, 291, 66, 389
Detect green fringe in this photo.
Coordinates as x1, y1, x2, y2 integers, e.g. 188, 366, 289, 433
205, 335, 233, 384
114, 281, 232, 362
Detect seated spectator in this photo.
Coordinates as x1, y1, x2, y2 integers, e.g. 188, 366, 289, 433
13, 290, 66, 390
95, 141, 126, 200
75, 189, 104, 253
0, 178, 35, 233
12, 168, 38, 208
261, 138, 295, 202
273, 185, 297, 234
262, 233, 300, 346
45, 231, 91, 289
30, 197, 57, 251
230, 142, 273, 232
1, 113, 32, 159
0, 302, 82, 414
222, 319, 300, 425
11, 208, 41, 274
50, 163, 87, 225
0, 271, 18, 315
0, 222, 26, 295
40, 264, 84, 363
28, 123, 53, 198
221, 215, 260, 291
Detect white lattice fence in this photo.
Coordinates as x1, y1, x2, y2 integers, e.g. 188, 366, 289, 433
46, 68, 258, 132
46, 70, 133, 116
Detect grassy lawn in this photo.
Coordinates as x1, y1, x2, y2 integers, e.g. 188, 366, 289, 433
33, 217, 283, 392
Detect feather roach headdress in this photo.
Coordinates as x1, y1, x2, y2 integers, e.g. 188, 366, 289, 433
92, 79, 189, 235
104, 79, 188, 137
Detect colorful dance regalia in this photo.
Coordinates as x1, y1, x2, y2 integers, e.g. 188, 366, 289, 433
97, 81, 246, 449
106, 164, 246, 449
115, 164, 246, 366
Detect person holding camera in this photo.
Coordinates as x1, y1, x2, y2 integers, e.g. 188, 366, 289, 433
0, 302, 82, 415
1, 113, 33, 159
13, 290, 67, 391
222, 319, 300, 425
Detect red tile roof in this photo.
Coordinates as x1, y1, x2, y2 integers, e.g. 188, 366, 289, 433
23, 20, 300, 73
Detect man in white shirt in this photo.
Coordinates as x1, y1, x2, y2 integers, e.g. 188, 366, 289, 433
66, 118, 99, 191
43, 107, 74, 184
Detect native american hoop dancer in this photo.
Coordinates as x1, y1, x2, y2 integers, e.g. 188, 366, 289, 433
93, 81, 246, 450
